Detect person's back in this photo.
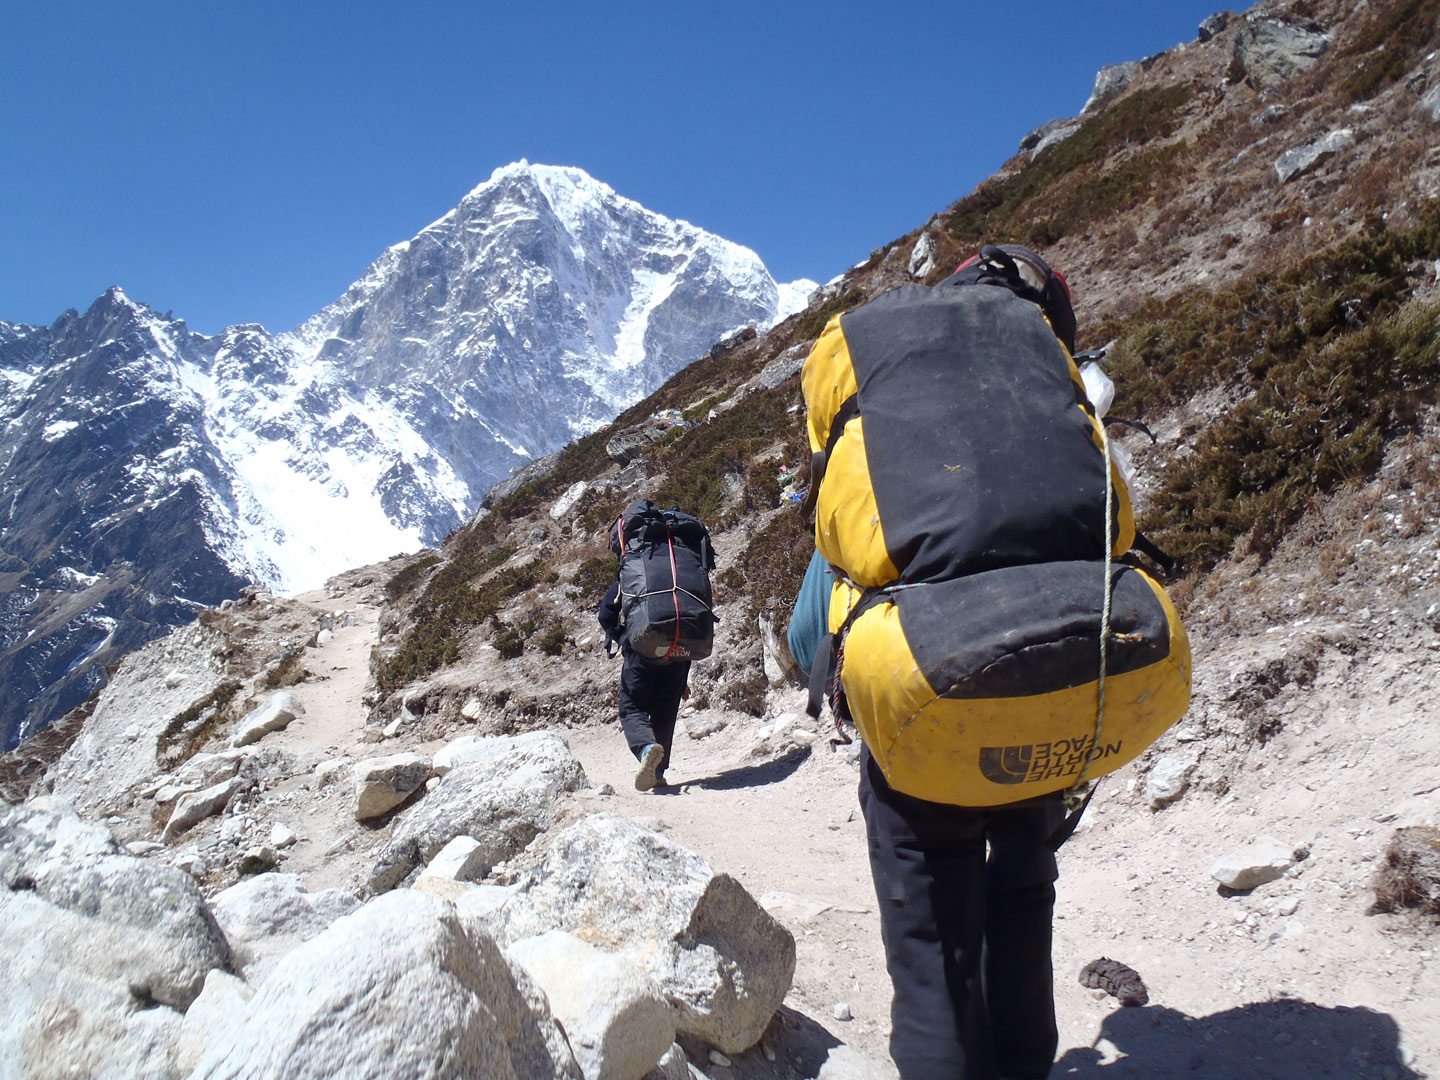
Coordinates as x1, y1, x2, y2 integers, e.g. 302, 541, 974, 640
599, 500, 716, 791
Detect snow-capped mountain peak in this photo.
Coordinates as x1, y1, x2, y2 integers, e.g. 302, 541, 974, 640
0, 164, 815, 749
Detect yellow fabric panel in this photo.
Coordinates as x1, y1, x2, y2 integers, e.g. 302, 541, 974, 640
839, 569, 1192, 807
814, 418, 899, 586
801, 315, 856, 455
828, 577, 862, 635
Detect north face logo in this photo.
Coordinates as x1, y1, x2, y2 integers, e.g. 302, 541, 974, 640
978, 736, 1122, 785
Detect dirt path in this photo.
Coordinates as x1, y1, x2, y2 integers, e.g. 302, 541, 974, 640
236, 579, 1436, 1079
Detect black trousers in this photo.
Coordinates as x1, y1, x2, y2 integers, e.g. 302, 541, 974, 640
618, 649, 690, 773
859, 746, 1063, 1080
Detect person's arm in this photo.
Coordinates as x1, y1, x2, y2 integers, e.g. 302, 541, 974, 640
597, 579, 622, 654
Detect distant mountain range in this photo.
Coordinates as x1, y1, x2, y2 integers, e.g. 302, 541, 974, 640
0, 162, 815, 747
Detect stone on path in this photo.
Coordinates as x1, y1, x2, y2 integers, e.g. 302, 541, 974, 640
1210, 837, 1299, 890
494, 813, 795, 1055
507, 929, 675, 1080
354, 752, 432, 821
1146, 751, 1198, 809
232, 690, 306, 747
162, 775, 245, 840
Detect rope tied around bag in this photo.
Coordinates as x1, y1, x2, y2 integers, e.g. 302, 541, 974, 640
1065, 420, 1114, 813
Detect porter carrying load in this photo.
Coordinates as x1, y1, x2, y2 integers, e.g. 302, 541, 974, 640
802, 245, 1190, 806
610, 500, 716, 663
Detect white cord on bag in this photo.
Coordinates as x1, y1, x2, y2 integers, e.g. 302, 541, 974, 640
1066, 421, 1114, 810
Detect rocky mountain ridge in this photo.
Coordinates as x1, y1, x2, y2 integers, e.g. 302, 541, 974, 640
0, 162, 814, 750
4, 1, 1440, 1077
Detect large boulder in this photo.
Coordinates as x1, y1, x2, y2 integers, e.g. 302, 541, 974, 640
1230, 17, 1330, 91
161, 775, 244, 840
370, 732, 587, 892
0, 800, 231, 1075
1083, 61, 1141, 113
494, 814, 795, 1055
210, 872, 360, 980
507, 930, 675, 1080
193, 890, 581, 1079
173, 970, 254, 1074
354, 751, 432, 821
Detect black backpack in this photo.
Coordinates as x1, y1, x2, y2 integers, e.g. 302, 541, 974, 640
609, 500, 716, 663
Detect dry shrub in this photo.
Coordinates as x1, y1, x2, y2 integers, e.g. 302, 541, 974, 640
1370, 825, 1440, 916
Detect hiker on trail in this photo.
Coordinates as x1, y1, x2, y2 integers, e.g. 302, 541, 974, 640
599, 500, 717, 792
792, 242, 1192, 1079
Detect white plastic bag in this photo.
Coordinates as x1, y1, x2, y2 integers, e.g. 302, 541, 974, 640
1079, 360, 1114, 419
1077, 361, 1135, 486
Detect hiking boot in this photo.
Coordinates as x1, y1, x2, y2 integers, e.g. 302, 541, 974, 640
635, 744, 664, 791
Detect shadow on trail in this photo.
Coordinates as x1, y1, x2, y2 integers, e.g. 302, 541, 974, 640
684, 747, 812, 792
1055, 1000, 1420, 1079
680, 1005, 846, 1079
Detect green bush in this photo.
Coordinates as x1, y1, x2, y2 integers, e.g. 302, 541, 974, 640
536, 622, 569, 656
945, 84, 1196, 248
1101, 205, 1440, 570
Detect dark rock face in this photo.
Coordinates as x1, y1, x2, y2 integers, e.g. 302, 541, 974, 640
0, 293, 249, 749
1230, 18, 1330, 91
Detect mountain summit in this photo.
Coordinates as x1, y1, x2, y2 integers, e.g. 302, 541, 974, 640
0, 163, 815, 747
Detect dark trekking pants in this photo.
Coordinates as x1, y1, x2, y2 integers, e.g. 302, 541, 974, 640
858, 745, 1065, 1080
618, 648, 690, 773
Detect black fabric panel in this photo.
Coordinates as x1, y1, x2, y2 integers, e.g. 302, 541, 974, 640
839, 285, 1107, 583
619, 541, 714, 662
897, 562, 1170, 699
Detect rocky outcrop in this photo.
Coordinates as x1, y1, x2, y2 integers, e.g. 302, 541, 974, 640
507, 930, 676, 1080
0, 800, 231, 1075
193, 890, 582, 1079
1274, 129, 1355, 183
1417, 83, 1440, 124
370, 731, 587, 891
1230, 17, 1330, 91
354, 751, 432, 821
1197, 11, 1231, 42
1083, 61, 1141, 113
907, 233, 936, 279
604, 409, 687, 465
494, 814, 796, 1055
209, 872, 360, 980
232, 690, 305, 747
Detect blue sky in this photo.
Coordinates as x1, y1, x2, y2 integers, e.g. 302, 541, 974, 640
3, 2, 1227, 335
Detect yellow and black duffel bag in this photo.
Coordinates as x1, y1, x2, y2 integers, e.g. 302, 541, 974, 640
801, 272, 1191, 807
